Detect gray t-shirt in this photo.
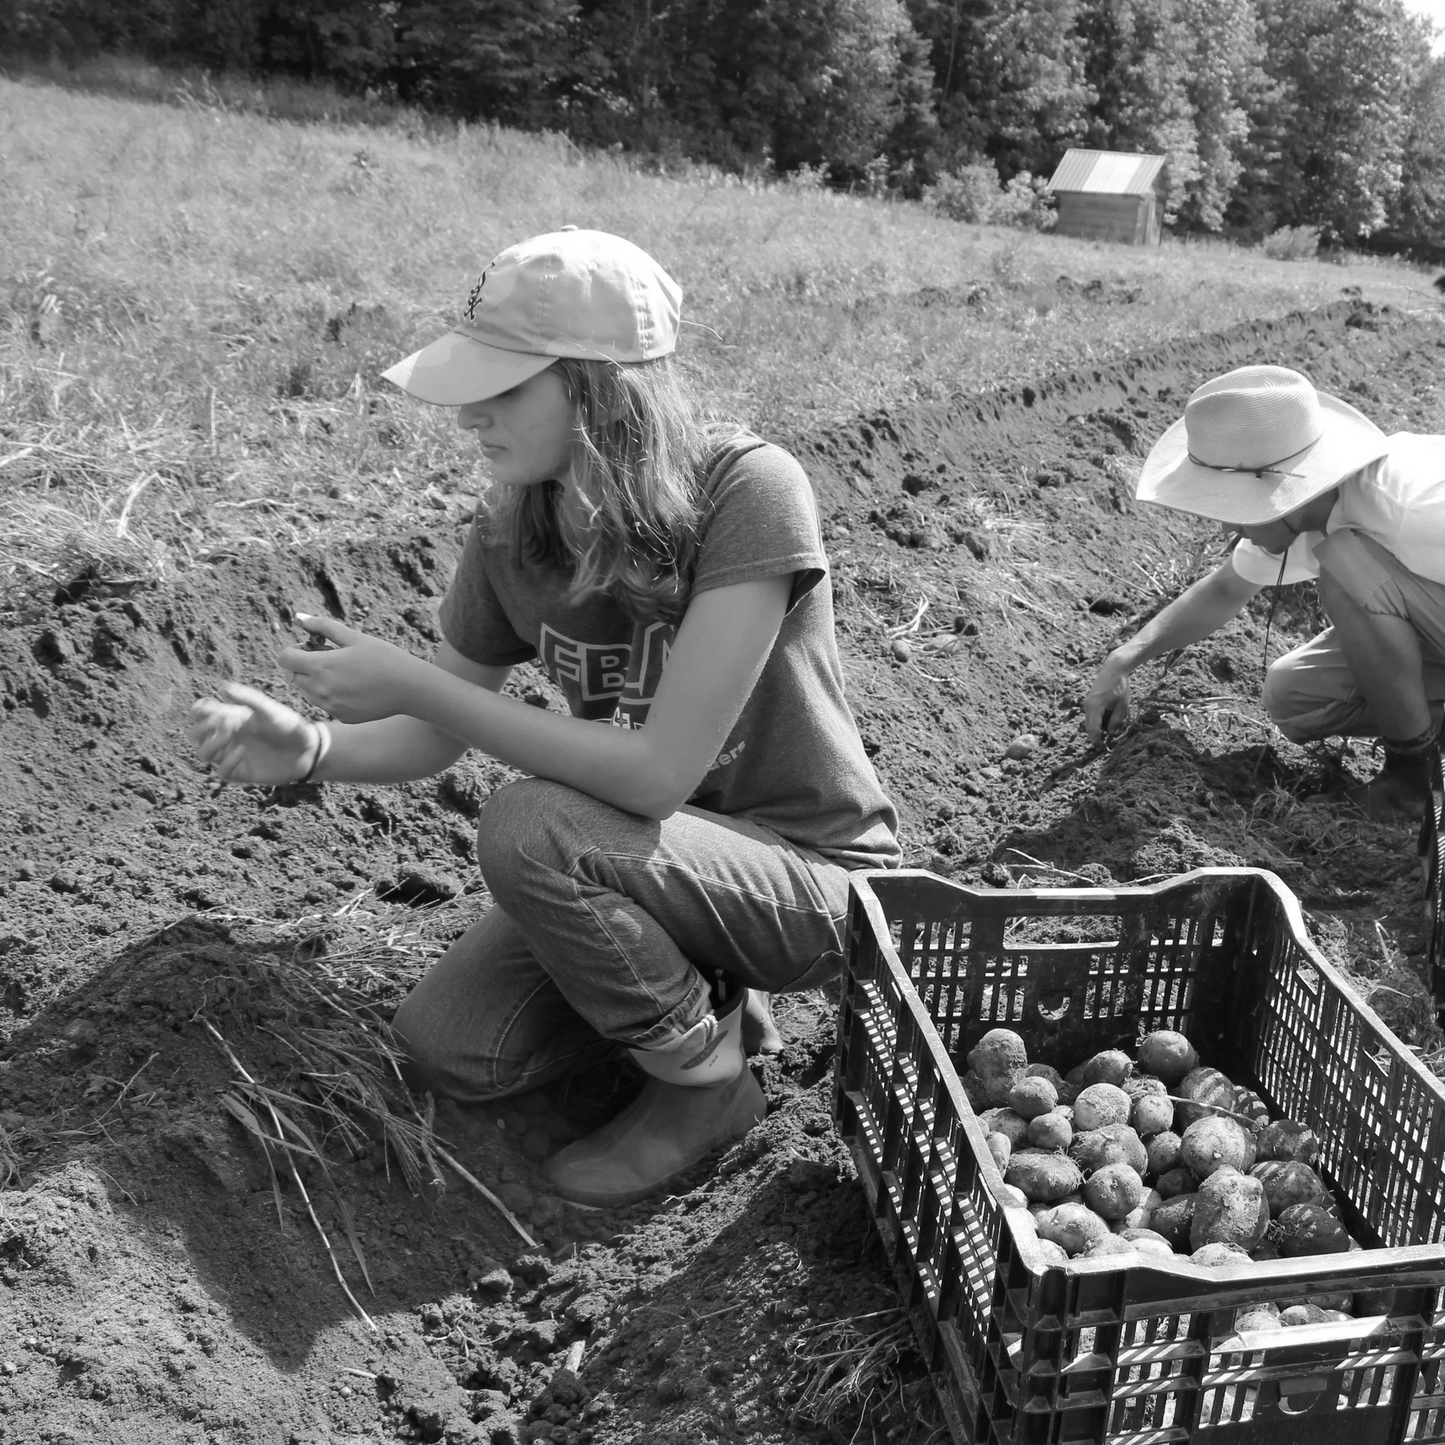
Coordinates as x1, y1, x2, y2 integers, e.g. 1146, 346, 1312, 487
438, 437, 900, 869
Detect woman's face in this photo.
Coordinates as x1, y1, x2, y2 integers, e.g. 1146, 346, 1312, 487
457, 367, 575, 487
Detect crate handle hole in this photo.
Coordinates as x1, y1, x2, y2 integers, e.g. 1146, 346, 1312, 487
1277, 1376, 1327, 1415
1036, 991, 1071, 1021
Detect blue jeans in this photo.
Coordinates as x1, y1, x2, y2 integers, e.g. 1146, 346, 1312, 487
391, 778, 853, 1102
1263, 530, 1445, 742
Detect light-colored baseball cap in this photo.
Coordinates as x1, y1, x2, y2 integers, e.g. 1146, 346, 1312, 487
1137, 365, 1389, 524
382, 229, 682, 406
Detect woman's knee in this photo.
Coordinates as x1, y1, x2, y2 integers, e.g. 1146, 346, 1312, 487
474, 777, 585, 896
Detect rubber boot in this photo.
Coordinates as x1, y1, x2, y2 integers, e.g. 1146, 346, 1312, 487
544, 992, 765, 1207
1343, 772, 1428, 825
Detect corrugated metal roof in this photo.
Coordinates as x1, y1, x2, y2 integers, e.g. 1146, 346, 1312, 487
1047, 149, 1165, 195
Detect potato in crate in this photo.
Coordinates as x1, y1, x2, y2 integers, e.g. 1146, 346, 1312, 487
832, 867, 1445, 1445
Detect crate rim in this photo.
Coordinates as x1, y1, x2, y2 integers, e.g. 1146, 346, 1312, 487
847, 864, 1445, 1290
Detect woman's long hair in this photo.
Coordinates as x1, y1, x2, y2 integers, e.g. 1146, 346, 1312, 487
481, 355, 742, 624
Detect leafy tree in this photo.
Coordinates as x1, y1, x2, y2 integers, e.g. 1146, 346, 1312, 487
394, 0, 586, 127
1387, 53, 1445, 260
699, 0, 933, 175
1173, 0, 1266, 229
1076, 0, 1198, 220
909, 0, 1093, 177
1235, 0, 1431, 239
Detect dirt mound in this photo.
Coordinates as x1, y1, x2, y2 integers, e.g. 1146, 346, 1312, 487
2, 297, 1444, 1443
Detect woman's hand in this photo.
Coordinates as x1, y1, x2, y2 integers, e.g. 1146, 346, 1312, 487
1082, 662, 1132, 746
278, 614, 430, 724
189, 683, 324, 784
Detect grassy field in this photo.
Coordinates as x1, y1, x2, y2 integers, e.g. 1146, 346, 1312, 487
1, 73, 1438, 599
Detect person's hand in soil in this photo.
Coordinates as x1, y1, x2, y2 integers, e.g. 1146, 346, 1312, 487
189, 682, 325, 784
1083, 668, 1131, 745
278, 614, 430, 724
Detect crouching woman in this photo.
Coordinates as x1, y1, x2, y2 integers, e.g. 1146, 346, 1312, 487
189, 229, 899, 1207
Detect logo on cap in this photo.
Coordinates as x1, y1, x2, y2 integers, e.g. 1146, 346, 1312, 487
462, 271, 489, 323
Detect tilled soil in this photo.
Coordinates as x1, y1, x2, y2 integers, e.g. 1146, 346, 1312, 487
3, 297, 1445, 1445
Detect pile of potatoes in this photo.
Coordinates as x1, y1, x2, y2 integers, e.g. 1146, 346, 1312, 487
966, 1027, 1389, 1328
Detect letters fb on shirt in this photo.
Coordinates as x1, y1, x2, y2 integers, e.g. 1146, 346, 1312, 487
537, 621, 746, 774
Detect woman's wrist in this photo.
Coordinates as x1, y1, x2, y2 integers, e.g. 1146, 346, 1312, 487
299, 721, 332, 783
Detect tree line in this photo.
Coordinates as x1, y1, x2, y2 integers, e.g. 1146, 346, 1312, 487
7, 0, 1443, 256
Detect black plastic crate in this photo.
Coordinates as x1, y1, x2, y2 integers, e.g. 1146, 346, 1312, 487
833, 867, 1445, 1444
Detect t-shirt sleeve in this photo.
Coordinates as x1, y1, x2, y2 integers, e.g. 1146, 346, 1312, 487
1230, 533, 1320, 586
692, 443, 827, 611
437, 520, 538, 665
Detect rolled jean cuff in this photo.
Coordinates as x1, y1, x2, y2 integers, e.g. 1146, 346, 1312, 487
616, 976, 714, 1053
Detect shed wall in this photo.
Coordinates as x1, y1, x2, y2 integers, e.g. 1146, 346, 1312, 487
1055, 193, 1157, 245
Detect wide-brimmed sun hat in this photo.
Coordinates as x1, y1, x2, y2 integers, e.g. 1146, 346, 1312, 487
1136, 365, 1389, 524
381, 229, 682, 406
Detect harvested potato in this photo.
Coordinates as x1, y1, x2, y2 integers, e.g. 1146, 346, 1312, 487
1008, 1075, 1059, 1120
1035, 1202, 1111, 1256
1190, 1167, 1269, 1252
1006, 1150, 1083, 1203
1154, 1166, 1199, 1200
1250, 1160, 1328, 1217
1149, 1194, 1196, 1250
968, 1029, 1029, 1106
1034, 1239, 1069, 1266
1084, 1163, 1145, 1220
1132, 1092, 1174, 1137
1255, 1118, 1320, 1165
980, 1108, 1031, 1149
1138, 1030, 1198, 1084
1024, 1063, 1078, 1104
1304, 1289, 1352, 1311
1277, 1203, 1349, 1257
1123, 1074, 1168, 1102
1279, 1303, 1334, 1327
1191, 1242, 1252, 1267
1073, 1083, 1132, 1131
1082, 1235, 1138, 1258
1146, 1131, 1184, 1178
1028, 1111, 1072, 1151
961, 1071, 992, 1113
1080, 1050, 1133, 1087
1117, 1228, 1174, 1258
987, 1132, 1012, 1172
994, 1182, 1030, 1208
1070, 1124, 1147, 1176
1181, 1117, 1256, 1179
1234, 1086, 1271, 1129
1235, 1307, 1283, 1332
1113, 1187, 1162, 1232
1239, 1300, 1281, 1320
1250, 1238, 1281, 1262
1174, 1066, 1238, 1128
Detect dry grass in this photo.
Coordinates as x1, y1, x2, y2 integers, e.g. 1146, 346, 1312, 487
1, 74, 1436, 609
781, 1309, 942, 1441
185, 895, 537, 1322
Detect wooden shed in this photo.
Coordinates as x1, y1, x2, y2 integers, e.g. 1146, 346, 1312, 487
1046, 149, 1166, 245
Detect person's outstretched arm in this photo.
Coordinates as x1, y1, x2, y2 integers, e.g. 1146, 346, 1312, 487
194, 575, 792, 819
189, 641, 511, 785
1082, 560, 1262, 744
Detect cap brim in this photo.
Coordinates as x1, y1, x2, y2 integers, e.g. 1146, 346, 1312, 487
380, 331, 558, 406
1136, 393, 1390, 524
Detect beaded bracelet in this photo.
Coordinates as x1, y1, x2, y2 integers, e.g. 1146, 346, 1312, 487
299, 721, 332, 784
